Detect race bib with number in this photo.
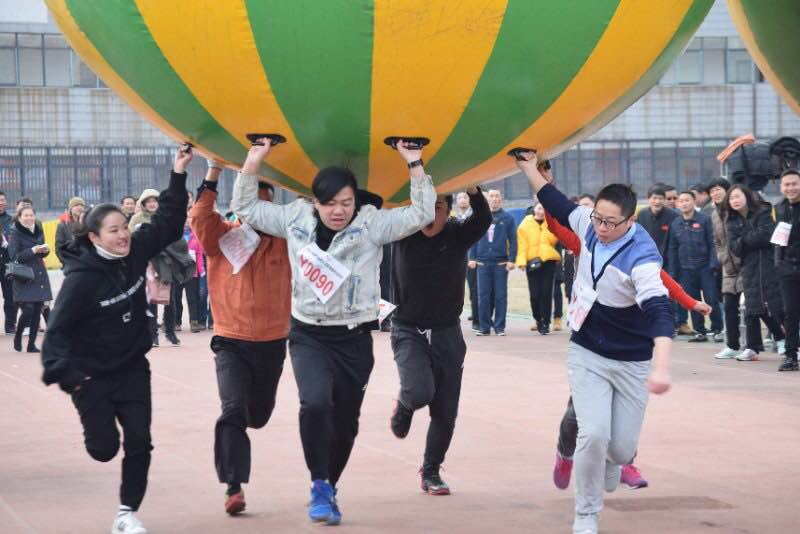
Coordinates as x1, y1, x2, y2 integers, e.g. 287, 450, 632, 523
219, 222, 261, 274
771, 221, 792, 247
297, 243, 351, 304
567, 279, 598, 332
378, 299, 397, 325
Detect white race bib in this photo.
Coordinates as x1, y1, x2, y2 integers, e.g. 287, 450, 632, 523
771, 221, 792, 247
378, 299, 397, 325
567, 278, 597, 332
219, 222, 261, 274
298, 243, 351, 304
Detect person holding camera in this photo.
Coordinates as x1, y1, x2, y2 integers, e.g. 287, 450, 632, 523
189, 157, 291, 515
233, 137, 435, 526
40, 145, 190, 534
516, 202, 560, 334
774, 169, 800, 371
8, 205, 52, 353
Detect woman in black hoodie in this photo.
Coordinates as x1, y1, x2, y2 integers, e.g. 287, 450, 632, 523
8, 205, 52, 352
41, 146, 190, 534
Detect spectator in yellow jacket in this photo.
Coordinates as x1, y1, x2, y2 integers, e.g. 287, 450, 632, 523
516, 203, 561, 334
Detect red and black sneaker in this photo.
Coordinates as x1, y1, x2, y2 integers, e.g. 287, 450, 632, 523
225, 490, 246, 515
420, 467, 451, 496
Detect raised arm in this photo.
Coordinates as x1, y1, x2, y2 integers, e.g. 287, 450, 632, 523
132, 146, 189, 261
189, 160, 233, 257
232, 142, 290, 239
368, 141, 436, 246
456, 187, 492, 246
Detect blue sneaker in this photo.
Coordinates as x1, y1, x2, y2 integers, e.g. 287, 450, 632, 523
308, 479, 333, 523
327, 487, 342, 525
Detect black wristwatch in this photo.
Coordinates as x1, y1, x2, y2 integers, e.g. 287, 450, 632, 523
407, 159, 424, 169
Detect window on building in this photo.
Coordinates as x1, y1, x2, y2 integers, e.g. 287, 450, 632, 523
676, 41, 702, 84
726, 37, 754, 84
71, 51, 98, 87
18, 34, 44, 86
44, 34, 70, 86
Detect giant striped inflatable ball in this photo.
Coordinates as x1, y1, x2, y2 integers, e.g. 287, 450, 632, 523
46, 1, 713, 204
727, 0, 800, 116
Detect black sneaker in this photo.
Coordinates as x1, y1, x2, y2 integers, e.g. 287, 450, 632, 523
539, 323, 550, 335
778, 356, 799, 372
390, 400, 413, 438
165, 332, 181, 346
420, 467, 450, 495
688, 333, 708, 343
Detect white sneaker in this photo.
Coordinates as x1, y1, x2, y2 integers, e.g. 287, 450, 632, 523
715, 347, 738, 359
736, 348, 759, 361
112, 510, 147, 534
604, 461, 621, 493
777, 340, 786, 355
573, 512, 599, 534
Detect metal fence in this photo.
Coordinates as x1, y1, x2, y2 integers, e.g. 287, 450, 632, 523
0, 146, 297, 211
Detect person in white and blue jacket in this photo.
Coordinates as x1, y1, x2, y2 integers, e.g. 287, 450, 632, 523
514, 150, 672, 534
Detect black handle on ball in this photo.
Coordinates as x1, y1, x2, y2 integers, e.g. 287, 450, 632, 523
246, 133, 287, 146
384, 137, 430, 150
507, 147, 535, 161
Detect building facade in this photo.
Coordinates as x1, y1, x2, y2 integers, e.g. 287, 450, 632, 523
1, 0, 799, 211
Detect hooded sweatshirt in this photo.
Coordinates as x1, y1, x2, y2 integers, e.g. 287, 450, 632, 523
41, 172, 187, 391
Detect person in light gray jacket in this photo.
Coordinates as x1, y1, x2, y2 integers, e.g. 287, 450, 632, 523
232, 138, 435, 526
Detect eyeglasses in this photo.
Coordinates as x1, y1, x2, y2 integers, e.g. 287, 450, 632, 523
589, 211, 630, 230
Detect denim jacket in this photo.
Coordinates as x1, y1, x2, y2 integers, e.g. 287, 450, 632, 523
233, 173, 436, 326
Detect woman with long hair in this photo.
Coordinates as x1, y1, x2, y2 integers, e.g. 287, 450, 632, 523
724, 184, 785, 360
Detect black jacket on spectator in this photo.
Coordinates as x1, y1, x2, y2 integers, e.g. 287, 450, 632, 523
41, 171, 187, 392
727, 205, 783, 318
774, 198, 800, 267
55, 219, 80, 264
8, 220, 53, 303
637, 206, 677, 259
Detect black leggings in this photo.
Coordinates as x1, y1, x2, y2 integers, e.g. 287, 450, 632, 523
288, 320, 374, 486
16, 301, 43, 348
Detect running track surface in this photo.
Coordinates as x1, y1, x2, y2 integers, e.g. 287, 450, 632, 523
1, 318, 798, 533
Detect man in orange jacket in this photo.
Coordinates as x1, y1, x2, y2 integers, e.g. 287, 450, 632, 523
190, 159, 291, 516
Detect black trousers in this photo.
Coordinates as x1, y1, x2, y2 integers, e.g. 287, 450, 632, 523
745, 313, 784, 352
289, 321, 374, 486
779, 269, 800, 358
553, 279, 564, 320
148, 302, 175, 337
212, 336, 286, 485
70, 357, 152, 511
391, 321, 466, 470
1, 269, 15, 330
16, 301, 43, 348
466, 266, 478, 325
173, 278, 200, 325
723, 293, 742, 350
525, 261, 556, 326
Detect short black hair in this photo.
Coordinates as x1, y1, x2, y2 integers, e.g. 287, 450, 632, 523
647, 185, 666, 198
120, 195, 136, 204
577, 193, 595, 202
707, 177, 730, 192
444, 194, 453, 211
596, 184, 636, 218
662, 184, 677, 193
780, 168, 800, 180
679, 190, 696, 199
16, 197, 33, 206
257, 181, 275, 193
0, 190, 5, 198
312, 166, 357, 204
691, 182, 709, 194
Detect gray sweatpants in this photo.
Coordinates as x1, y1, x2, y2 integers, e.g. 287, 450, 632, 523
567, 342, 650, 517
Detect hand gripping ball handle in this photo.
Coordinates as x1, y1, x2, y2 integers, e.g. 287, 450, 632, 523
384, 137, 430, 151
246, 133, 287, 147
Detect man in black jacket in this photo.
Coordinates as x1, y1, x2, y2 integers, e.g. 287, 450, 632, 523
774, 169, 800, 371
388, 186, 491, 495
0, 190, 16, 333
637, 185, 677, 259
